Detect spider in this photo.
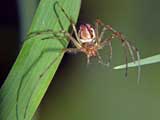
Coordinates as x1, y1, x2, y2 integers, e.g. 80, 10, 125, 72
17, 1, 141, 120
26, 1, 141, 81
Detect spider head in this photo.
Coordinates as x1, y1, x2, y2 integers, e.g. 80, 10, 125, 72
78, 24, 96, 43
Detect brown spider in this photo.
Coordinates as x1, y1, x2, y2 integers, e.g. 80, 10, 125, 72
17, 2, 141, 120
26, 1, 141, 80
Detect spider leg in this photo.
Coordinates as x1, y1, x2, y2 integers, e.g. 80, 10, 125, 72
101, 33, 130, 78
125, 55, 128, 78
97, 19, 141, 80
100, 33, 115, 65
26, 29, 82, 49
95, 21, 114, 65
130, 45, 141, 83
25, 29, 62, 40
122, 39, 135, 63
96, 51, 108, 66
123, 45, 129, 78
121, 39, 141, 81
41, 36, 65, 41
86, 55, 91, 65
26, 2, 82, 49
98, 27, 107, 43
107, 42, 113, 66
41, 33, 69, 47
95, 19, 99, 39
95, 21, 108, 43
24, 30, 70, 49
25, 1, 82, 48
96, 19, 135, 63
54, 1, 81, 43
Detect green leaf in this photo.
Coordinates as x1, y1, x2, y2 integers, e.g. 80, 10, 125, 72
114, 54, 160, 69
0, 0, 81, 120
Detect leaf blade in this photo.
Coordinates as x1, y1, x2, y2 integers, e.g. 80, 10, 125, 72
0, 0, 81, 120
114, 54, 160, 69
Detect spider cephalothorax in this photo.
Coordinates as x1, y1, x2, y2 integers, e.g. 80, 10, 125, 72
78, 24, 96, 43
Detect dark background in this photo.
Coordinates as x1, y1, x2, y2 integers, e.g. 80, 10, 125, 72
1, 0, 160, 120
0, 0, 19, 86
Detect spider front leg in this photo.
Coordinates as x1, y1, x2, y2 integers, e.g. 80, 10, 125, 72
99, 33, 115, 66
95, 20, 108, 43
25, 29, 62, 40
98, 20, 141, 80
107, 42, 113, 66
101, 33, 131, 78
96, 19, 136, 63
112, 31, 141, 81
54, 1, 81, 43
34, 29, 82, 78
96, 51, 109, 66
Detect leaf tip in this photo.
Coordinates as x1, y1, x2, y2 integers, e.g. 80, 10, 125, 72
113, 65, 126, 70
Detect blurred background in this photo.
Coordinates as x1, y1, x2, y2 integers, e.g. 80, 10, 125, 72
1, 0, 160, 120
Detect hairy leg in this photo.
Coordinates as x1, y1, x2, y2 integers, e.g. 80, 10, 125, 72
100, 27, 140, 79
96, 19, 136, 63
54, 1, 81, 43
